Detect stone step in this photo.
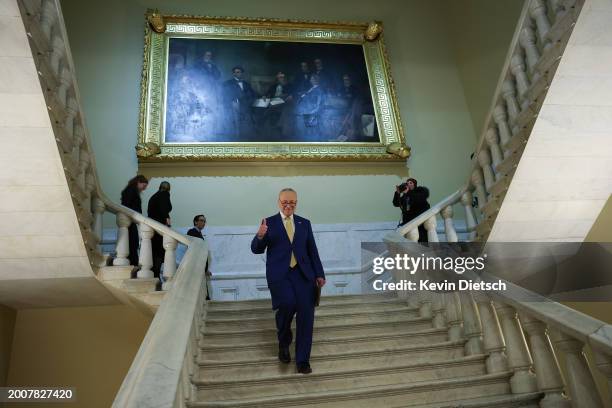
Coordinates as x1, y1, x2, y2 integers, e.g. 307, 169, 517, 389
206, 299, 413, 318
97, 265, 133, 281
195, 355, 485, 401
199, 326, 449, 361
187, 372, 512, 407
122, 278, 158, 294
198, 339, 466, 381
205, 309, 420, 331
199, 326, 448, 352
201, 317, 433, 346
207, 292, 397, 311
409, 392, 542, 408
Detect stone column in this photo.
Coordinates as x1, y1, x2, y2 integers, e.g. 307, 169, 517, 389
445, 292, 463, 341
471, 168, 487, 206
485, 128, 504, 174
478, 150, 495, 190
424, 215, 439, 243
441, 206, 458, 242
92, 196, 105, 247
460, 190, 477, 241
137, 223, 154, 278
162, 235, 178, 290
551, 330, 604, 408
474, 293, 508, 373
459, 291, 483, 355
520, 314, 570, 408
113, 213, 131, 266
431, 292, 447, 329
494, 303, 538, 394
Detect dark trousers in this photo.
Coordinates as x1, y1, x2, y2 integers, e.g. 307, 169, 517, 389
128, 224, 139, 266
151, 233, 164, 278
268, 266, 315, 365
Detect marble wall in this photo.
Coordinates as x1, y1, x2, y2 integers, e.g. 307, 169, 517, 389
103, 220, 468, 301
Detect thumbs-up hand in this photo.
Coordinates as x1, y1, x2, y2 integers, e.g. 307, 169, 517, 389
256, 218, 268, 239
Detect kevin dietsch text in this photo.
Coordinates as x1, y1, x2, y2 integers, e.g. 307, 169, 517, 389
373, 279, 507, 292
370, 253, 507, 292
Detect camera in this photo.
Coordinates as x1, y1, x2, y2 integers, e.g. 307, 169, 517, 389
397, 182, 407, 191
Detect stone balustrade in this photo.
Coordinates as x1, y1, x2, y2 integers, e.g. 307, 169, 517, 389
396, 0, 585, 243
17, 0, 201, 292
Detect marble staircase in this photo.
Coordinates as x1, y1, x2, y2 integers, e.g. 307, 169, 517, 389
191, 292, 543, 408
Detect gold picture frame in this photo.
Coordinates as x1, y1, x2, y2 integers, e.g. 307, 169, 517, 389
137, 11, 409, 162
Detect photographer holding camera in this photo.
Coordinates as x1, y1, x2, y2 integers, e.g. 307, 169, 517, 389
392, 177, 430, 242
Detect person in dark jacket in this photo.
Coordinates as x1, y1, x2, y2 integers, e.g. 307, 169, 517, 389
120, 175, 149, 267
187, 214, 212, 300
393, 178, 416, 225
147, 181, 172, 279
406, 184, 431, 243
393, 178, 430, 242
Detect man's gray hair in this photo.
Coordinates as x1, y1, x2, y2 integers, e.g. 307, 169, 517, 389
278, 187, 297, 197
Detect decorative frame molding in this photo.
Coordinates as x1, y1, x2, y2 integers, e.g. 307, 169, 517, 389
137, 11, 408, 162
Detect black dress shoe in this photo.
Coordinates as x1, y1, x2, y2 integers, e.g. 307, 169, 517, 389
278, 346, 291, 364
297, 363, 312, 374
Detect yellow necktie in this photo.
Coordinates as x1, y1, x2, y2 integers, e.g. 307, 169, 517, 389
284, 217, 298, 268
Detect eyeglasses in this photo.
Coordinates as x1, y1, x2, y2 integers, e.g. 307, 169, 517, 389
280, 201, 297, 206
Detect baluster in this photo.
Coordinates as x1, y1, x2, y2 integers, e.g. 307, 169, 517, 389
461, 190, 477, 241
459, 291, 483, 355
519, 24, 541, 75
592, 349, 612, 397
444, 292, 463, 341
471, 168, 487, 206
494, 303, 538, 393
113, 213, 130, 266
406, 227, 419, 242
418, 290, 432, 319
137, 223, 154, 278
501, 79, 520, 133
57, 64, 72, 107
548, 0, 565, 21
71, 125, 84, 167
478, 150, 495, 190
39, 0, 56, 41
78, 146, 90, 192
22, 0, 43, 17
431, 292, 447, 329
92, 197, 104, 250
551, 330, 605, 408
49, 33, 65, 77
510, 53, 531, 110
84, 170, 95, 209
529, 0, 552, 49
64, 95, 78, 141
493, 105, 512, 151
162, 235, 178, 290
485, 128, 504, 174
473, 293, 508, 373
441, 205, 458, 242
520, 314, 570, 408
424, 215, 439, 243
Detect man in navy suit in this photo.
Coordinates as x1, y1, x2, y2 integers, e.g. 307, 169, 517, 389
251, 188, 326, 374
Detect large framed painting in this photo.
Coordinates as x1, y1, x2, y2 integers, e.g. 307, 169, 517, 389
136, 11, 409, 162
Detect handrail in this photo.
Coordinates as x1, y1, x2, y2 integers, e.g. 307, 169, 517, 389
394, 0, 583, 242
101, 196, 191, 246
396, 188, 466, 237
112, 238, 209, 407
